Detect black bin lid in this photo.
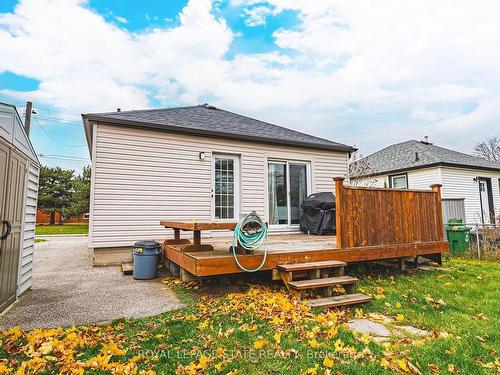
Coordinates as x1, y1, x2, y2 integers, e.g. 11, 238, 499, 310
133, 240, 160, 248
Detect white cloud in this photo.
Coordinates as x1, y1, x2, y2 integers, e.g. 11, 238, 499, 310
242, 5, 273, 26
217, 0, 500, 153
114, 15, 127, 24
0, 0, 232, 116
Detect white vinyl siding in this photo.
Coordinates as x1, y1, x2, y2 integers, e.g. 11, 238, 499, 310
90, 124, 349, 248
19, 161, 39, 295
0, 103, 40, 298
440, 167, 500, 224
406, 168, 441, 189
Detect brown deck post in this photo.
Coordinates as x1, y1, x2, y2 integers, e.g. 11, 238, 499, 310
431, 184, 444, 240
174, 228, 181, 241
193, 230, 201, 246
334, 177, 345, 249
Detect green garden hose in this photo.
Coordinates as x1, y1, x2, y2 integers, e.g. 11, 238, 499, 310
231, 211, 268, 272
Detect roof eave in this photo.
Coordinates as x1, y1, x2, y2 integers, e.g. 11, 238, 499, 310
81, 114, 93, 158
84, 115, 357, 153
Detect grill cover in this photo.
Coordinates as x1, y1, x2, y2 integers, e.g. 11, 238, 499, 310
299, 192, 336, 235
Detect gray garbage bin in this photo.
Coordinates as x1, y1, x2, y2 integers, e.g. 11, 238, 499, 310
132, 240, 161, 280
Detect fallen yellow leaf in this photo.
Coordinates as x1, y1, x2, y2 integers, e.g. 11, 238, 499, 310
323, 355, 334, 368
253, 339, 268, 349
274, 331, 282, 343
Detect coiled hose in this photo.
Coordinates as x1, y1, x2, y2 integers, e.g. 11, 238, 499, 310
231, 211, 268, 272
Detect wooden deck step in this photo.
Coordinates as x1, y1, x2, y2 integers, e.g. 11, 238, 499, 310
277, 260, 346, 272
121, 262, 133, 275
288, 276, 358, 290
307, 293, 372, 308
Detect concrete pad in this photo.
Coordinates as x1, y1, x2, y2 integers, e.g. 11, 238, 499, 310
0, 237, 182, 331
347, 319, 391, 337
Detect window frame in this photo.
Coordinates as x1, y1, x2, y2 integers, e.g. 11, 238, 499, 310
211, 154, 240, 221
388, 173, 408, 189
267, 159, 311, 228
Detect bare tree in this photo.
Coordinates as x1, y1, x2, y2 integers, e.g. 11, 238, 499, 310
474, 137, 500, 162
348, 151, 379, 187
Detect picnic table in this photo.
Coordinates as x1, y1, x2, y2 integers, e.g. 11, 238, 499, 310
160, 220, 238, 252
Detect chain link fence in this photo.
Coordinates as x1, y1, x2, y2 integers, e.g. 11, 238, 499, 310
445, 222, 500, 260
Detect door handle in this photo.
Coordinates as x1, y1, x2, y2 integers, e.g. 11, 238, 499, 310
1, 221, 11, 240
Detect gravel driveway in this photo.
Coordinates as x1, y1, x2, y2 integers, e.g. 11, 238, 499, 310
0, 237, 182, 330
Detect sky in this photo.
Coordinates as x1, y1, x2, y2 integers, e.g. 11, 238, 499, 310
1, 0, 499, 171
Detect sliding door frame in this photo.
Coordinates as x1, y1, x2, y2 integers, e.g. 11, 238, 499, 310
267, 159, 311, 229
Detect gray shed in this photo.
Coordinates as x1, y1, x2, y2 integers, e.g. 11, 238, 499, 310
0, 102, 40, 313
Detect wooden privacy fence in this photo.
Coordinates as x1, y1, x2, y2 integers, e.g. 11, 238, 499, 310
334, 177, 444, 249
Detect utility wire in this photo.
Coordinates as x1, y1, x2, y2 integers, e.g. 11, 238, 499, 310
36, 114, 83, 127
37, 153, 89, 161
33, 117, 87, 147
38, 156, 60, 168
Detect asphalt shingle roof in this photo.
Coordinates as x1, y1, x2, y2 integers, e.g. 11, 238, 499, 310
82, 104, 355, 152
352, 140, 500, 177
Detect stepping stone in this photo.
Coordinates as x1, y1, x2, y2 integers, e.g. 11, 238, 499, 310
417, 265, 452, 272
347, 319, 391, 337
394, 325, 430, 337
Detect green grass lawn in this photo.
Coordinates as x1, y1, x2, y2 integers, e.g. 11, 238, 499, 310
0, 259, 498, 374
35, 223, 89, 236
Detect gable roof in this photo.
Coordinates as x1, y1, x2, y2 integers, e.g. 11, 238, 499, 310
351, 140, 500, 177
82, 104, 355, 153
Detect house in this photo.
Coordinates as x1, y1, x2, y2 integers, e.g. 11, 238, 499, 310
36, 209, 63, 225
0, 102, 40, 313
82, 104, 356, 265
36, 209, 89, 225
350, 139, 500, 225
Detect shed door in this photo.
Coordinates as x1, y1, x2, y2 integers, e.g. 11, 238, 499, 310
0, 141, 26, 313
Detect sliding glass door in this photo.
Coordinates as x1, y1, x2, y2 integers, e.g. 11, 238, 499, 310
268, 161, 309, 227
268, 162, 288, 225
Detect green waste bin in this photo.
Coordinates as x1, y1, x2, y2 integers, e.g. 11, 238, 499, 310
445, 219, 471, 254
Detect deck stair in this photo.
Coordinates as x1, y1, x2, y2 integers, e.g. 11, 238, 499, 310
277, 260, 372, 308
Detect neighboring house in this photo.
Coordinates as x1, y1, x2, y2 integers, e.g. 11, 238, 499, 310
36, 209, 63, 225
36, 209, 89, 225
82, 104, 355, 265
0, 102, 40, 313
351, 139, 500, 225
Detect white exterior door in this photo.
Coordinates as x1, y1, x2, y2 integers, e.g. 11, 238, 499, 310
212, 154, 240, 220
479, 179, 491, 224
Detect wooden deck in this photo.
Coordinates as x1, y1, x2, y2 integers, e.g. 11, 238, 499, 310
163, 179, 449, 279
163, 232, 448, 277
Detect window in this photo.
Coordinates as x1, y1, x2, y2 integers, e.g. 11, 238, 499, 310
389, 174, 408, 189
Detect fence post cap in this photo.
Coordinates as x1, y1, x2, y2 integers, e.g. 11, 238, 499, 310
333, 177, 346, 182
430, 184, 442, 188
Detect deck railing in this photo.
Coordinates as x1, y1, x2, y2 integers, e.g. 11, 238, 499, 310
334, 177, 444, 248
